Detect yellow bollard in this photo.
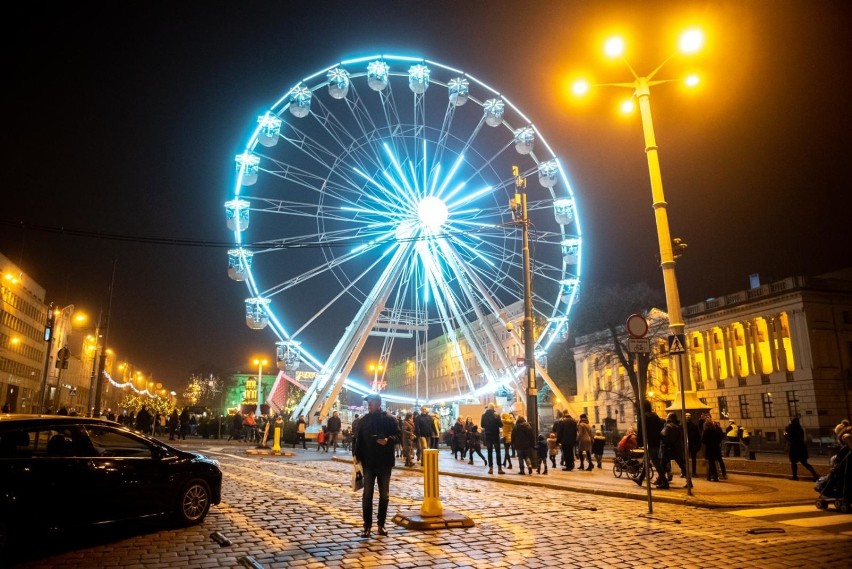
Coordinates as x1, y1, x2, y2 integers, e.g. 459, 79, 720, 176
420, 449, 444, 517
271, 416, 283, 453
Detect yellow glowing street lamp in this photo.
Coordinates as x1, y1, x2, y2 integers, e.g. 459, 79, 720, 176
368, 362, 384, 392
572, 28, 707, 496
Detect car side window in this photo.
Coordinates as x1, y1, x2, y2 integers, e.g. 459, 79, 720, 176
85, 426, 153, 458
0, 430, 33, 457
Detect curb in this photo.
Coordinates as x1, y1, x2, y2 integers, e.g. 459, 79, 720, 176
330, 456, 814, 510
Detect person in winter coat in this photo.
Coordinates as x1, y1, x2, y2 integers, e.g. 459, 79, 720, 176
547, 431, 560, 468
592, 429, 606, 469
168, 409, 180, 440
352, 393, 400, 538
327, 410, 342, 452
536, 433, 549, 474
558, 414, 578, 471
658, 413, 690, 489
784, 416, 819, 480
466, 425, 487, 465
179, 407, 191, 440
451, 417, 467, 460
686, 413, 702, 476
634, 401, 665, 487
415, 406, 437, 464
480, 403, 505, 475
501, 412, 516, 469
135, 406, 152, 434
576, 414, 594, 471
401, 413, 416, 467
511, 415, 536, 475
701, 420, 723, 481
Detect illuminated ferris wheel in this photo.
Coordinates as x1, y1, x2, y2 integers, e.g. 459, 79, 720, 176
225, 54, 582, 420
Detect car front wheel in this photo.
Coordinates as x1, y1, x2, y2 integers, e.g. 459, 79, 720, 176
176, 479, 211, 525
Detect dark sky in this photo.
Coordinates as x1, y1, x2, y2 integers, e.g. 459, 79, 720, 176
3, 1, 850, 391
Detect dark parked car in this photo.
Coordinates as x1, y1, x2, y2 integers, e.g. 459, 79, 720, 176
0, 414, 222, 552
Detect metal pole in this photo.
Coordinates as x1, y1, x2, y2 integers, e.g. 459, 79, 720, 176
635, 80, 692, 495
636, 355, 653, 513
93, 258, 117, 417
86, 310, 102, 416
256, 361, 263, 418
38, 302, 56, 413
516, 168, 538, 468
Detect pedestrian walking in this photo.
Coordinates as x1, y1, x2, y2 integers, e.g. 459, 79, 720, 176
294, 415, 307, 448
481, 403, 505, 475
577, 414, 594, 471
501, 411, 516, 468
414, 406, 436, 465
686, 413, 702, 476
784, 416, 820, 480
658, 413, 690, 489
327, 410, 342, 452
466, 425, 487, 465
536, 433, 549, 474
352, 393, 400, 538
634, 401, 665, 487
558, 413, 578, 471
451, 417, 467, 460
168, 409, 179, 440
179, 407, 191, 440
725, 420, 741, 457
547, 431, 560, 468
511, 415, 535, 475
401, 413, 416, 466
702, 420, 722, 482
592, 428, 606, 469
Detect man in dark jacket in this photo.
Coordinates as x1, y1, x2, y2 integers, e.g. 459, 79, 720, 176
558, 414, 578, 471
480, 403, 505, 475
634, 400, 665, 487
658, 412, 689, 489
327, 410, 342, 452
414, 406, 436, 466
353, 393, 400, 538
511, 416, 536, 475
685, 413, 702, 476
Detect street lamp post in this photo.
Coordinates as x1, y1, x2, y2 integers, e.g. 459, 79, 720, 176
253, 358, 267, 418
573, 29, 707, 496
512, 166, 539, 468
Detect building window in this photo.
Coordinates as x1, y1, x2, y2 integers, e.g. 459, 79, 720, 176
693, 365, 704, 391
786, 391, 799, 418
761, 393, 774, 418
619, 402, 625, 419
717, 396, 728, 419
594, 407, 600, 424
739, 394, 750, 420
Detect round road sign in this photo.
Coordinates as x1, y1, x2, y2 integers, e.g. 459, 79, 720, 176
626, 313, 649, 338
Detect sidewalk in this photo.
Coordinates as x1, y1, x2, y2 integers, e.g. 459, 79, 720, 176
328, 447, 827, 510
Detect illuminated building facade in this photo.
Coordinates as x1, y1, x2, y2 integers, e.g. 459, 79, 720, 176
573, 270, 852, 445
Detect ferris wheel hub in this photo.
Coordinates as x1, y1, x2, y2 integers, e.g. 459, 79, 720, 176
417, 196, 448, 232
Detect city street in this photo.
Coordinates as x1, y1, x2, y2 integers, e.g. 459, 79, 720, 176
6, 441, 850, 568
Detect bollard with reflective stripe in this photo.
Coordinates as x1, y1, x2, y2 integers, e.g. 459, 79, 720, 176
420, 448, 443, 517
272, 417, 283, 453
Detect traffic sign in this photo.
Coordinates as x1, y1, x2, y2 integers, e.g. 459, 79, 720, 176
626, 314, 649, 338
668, 334, 686, 354
628, 338, 651, 353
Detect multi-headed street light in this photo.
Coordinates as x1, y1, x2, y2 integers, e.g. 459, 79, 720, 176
253, 357, 268, 417
573, 28, 706, 495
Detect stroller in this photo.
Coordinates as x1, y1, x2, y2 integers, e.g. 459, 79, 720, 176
613, 448, 655, 481
814, 445, 850, 513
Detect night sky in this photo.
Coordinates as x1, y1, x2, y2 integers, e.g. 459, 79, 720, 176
3, 1, 850, 391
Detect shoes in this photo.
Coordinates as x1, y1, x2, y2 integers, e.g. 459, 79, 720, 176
597, 464, 602, 469
789, 476, 799, 481
537, 466, 541, 474
518, 471, 525, 475
657, 484, 670, 490
488, 468, 493, 474
359, 529, 371, 538
586, 465, 594, 471
634, 478, 643, 486
498, 469, 506, 474
468, 460, 473, 465
376, 526, 388, 536
562, 467, 572, 471
543, 469, 548, 474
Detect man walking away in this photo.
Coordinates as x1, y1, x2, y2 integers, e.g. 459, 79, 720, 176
481, 403, 505, 475
327, 411, 342, 452
414, 406, 436, 465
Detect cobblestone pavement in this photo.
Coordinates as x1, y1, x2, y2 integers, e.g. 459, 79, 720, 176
6, 445, 850, 569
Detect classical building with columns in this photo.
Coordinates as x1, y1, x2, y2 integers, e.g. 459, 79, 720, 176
573, 269, 852, 447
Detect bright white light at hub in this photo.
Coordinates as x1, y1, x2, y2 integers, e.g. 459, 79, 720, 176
417, 196, 448, 232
